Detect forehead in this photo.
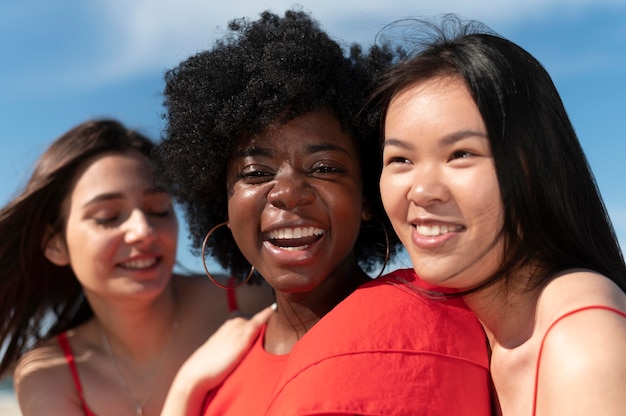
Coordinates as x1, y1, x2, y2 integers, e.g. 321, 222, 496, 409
386, 76, 483, 132
68, 151, 157, 201
233, 109, 357, 155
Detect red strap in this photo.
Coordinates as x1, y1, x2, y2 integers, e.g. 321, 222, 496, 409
532, 305, 626, 415
57, 333, 96, 416
227, 276, 238, 312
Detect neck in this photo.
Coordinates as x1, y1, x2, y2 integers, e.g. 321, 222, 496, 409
92, 280, 180, 361
463, 279, 541, 350
97, 281, 181, 416
265, 262, 367, 354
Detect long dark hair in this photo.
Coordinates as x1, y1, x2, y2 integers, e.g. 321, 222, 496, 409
0, 119, 155, 377
373, 15, 626, 293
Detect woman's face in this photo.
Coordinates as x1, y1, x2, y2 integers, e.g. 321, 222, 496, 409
380, 76, 504, 291
46, 151, 178, 299
227, 109, 365, 293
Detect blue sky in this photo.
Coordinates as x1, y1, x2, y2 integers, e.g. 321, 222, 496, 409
1, 0, 624, 274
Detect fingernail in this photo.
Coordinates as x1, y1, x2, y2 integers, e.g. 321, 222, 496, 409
271, 302, 277, 311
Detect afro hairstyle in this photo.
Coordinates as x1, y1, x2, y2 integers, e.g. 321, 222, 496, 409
156, 9, 400, 278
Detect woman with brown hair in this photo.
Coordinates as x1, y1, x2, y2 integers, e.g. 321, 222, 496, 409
0, 119, 274, 415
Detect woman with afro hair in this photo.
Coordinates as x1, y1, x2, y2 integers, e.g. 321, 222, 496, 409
157, 9, 492, 415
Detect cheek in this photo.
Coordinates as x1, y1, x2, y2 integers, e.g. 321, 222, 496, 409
65, 228, 115, 280
380, 172, 409, 223
330, 190, 366, 248
228, 187, 263, 220
460, 172, 501, 224
161, 221, 179, 249
227, 187, 265, 246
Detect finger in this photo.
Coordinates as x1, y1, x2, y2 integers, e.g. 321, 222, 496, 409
249, 303, 276, 326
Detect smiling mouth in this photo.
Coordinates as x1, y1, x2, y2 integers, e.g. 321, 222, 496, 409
266, 226, 324, 251
414, 224, 464, 237
119, 257, 159, 269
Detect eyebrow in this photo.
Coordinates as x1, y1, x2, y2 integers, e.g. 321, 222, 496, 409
306, 143, 351, 155
233, 142, 350, 158
383, 130, 488, 149
82, 187, 167, 207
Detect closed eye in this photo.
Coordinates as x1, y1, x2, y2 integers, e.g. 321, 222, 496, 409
150, 209, 172, 218
94, 216, 119, 226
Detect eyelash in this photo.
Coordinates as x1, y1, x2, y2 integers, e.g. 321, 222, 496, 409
385, 156, 410, 165
450, 150, 473, 160
238, 164, 345, 182
239, 170, 272, 179
94, 217, 118, 226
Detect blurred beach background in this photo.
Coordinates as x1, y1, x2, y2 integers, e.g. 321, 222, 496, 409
1, 0, 624, 414
0, 378, 19, 415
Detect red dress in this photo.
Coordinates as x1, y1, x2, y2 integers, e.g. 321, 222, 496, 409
202, 268, 492, 415
201, 324, 288, 415
266, 268, 492, 415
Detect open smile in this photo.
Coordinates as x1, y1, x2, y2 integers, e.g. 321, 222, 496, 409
265, 226, 324, 251
414, 224, 464, 237
118, 256, 161, 269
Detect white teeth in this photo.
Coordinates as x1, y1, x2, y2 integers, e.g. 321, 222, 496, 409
121, 258, 157, 269
268, 227, 324, 240
416, 224, 461, 237
281, 245, 308, 251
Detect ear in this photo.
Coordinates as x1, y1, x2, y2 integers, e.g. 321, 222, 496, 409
361, 199, 373, 222
43, 227, 70, 266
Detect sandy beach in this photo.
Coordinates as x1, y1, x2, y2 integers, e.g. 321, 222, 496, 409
0, 393, 20, 416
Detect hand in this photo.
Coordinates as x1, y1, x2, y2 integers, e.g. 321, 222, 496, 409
161, 304, 275, 416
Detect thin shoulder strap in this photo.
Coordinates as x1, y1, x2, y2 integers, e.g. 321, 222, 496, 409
227, 276, 238, 312
56, 333, 96, 416
532, 305, 626, 415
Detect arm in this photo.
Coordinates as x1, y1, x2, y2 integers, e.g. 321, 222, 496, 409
161, 304, 275, 416
536, 307, 626, 415
14, 345, 86, 416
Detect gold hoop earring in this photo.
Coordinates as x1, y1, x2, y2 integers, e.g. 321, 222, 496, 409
201, 222, 255, 289
367, 217, 390, 279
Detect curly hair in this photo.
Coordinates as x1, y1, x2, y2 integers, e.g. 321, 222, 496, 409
156, 9, 400, 278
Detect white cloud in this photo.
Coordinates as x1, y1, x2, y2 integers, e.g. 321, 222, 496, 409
88, 0, 624, 82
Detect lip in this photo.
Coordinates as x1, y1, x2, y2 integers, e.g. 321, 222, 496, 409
117, 255, 162, 270
261, 222, 327, 263
409, 219, 464, 249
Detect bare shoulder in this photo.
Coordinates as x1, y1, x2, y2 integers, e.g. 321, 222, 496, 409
173, 273, 274, 319
541, 269, 626, 313
536, 270, 626, 414
14, 337, 84, 415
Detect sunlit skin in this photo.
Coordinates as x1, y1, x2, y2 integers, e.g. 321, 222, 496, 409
226, 109, 367, 351
15, 149, 277, 416
46, 151, 179, 300
380, 75, 626, 416
227, 109, 365, 294
380, 76, 504, 292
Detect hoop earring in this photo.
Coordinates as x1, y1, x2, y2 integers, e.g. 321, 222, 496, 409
369, 217, 390, 279
201, 222, 255, 289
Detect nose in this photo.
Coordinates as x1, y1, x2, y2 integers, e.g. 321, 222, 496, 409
124, 210, 156, 244
267, 170, 316, 209
408, 165, 449, 207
